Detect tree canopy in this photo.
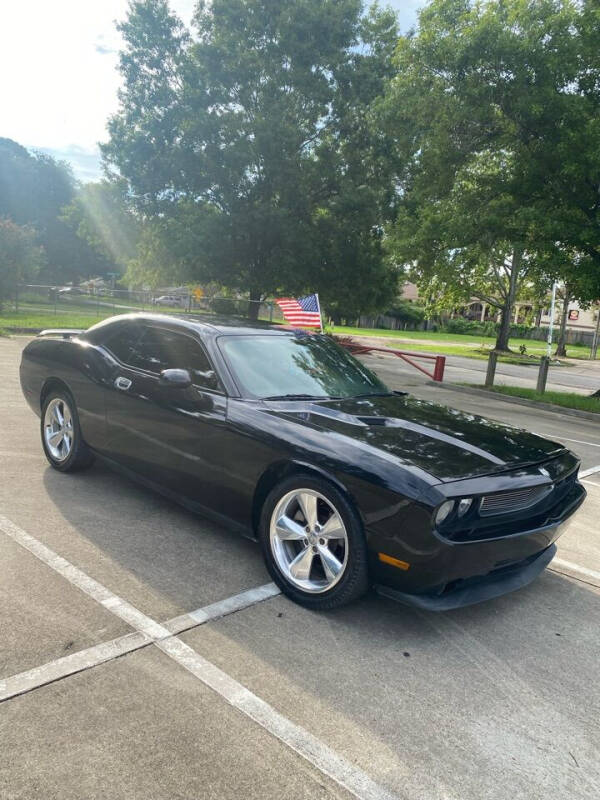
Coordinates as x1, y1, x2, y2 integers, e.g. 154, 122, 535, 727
103, 0, 400, 317
61, 180, 140, 276
381, 0, 591, 350
0, 138, 112, 284
0, 219, 44, 307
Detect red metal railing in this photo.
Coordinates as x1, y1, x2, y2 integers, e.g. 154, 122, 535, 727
338, 340, 446, 382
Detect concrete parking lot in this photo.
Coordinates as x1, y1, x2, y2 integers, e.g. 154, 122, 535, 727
1, 335, 599, 800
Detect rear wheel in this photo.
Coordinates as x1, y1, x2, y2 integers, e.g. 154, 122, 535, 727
41, 391, 94, 472
259, 474, 368, 610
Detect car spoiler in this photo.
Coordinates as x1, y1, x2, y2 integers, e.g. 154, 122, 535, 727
37, 329, 85, 340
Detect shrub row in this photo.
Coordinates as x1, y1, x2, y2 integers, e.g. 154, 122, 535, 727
441, 318, 569, 341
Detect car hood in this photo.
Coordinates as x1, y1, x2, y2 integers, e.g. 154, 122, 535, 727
268, 394, 566, 482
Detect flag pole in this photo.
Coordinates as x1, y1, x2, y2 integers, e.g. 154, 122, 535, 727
316, 293, 323, 333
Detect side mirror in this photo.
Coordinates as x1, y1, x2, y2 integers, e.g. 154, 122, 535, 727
159, 368, 192, 389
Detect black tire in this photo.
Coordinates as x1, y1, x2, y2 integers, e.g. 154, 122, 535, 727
258, 473, 369, 610
40, 389, 94, 472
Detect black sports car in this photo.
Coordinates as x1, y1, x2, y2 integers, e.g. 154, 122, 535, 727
20, 314, 586, 610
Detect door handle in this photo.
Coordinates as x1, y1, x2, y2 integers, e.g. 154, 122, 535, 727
114, 376, 132, 391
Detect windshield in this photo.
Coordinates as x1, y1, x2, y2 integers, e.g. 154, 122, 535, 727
219, 334, 390, 400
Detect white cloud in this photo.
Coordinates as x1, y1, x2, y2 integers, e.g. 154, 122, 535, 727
0, 1, 419, 182
0, 0, 196, 180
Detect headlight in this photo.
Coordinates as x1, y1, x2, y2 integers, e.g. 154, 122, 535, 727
435, 500, 454, 525
457, 498, 473, 517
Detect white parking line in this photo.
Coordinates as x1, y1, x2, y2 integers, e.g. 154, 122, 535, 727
0, 514, 398, 800
0, 512, 170, 640
580, 464, 600, 478
0, 586, 281, 703
532, 432, 600, 450
551, 558, 600, 586
552, 437, 600, 449
0, 450, 46, 459
164, 583, 280, 635
157, 635, 398, 800
0, 631, 151, 702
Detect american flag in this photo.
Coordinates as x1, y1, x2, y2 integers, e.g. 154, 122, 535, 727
275, 294, 322, 328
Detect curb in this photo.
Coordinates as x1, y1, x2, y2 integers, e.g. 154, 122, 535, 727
427, 381, 600, 423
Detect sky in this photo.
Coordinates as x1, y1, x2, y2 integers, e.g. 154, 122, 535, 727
0, 1, 423, 183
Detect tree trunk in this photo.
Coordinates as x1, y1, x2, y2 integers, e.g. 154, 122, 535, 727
554, 288, 570, 358
495, 299, 512, 351
494, 245, 522, 352
247, 288, 261, 320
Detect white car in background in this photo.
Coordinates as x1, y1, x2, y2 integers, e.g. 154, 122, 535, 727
152, 295, 187, 307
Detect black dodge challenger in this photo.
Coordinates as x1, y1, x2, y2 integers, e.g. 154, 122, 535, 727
20, 314, 586, 611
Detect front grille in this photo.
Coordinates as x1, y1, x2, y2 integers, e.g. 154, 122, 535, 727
479, 485, 551, 516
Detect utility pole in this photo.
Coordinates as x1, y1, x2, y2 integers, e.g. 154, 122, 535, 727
547, 282, 558, 357
591, 304, 600, 360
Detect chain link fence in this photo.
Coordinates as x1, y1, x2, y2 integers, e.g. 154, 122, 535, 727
9, 284, 286, 325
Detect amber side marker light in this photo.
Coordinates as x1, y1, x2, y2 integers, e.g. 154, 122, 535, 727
378, 553, 410, 570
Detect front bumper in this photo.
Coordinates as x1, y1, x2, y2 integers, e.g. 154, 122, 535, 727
369, 480, 586, 610
376, 543, 557, 611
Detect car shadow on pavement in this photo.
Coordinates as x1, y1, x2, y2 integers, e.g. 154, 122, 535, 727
41, 459, 270, 615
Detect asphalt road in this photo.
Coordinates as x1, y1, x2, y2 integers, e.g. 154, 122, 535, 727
1, 336, 599, 800
352, 336, 600, 395
442, 353, 600, 394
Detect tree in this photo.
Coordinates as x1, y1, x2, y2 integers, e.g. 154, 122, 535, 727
0, 138, 106, 284
534, 0, 600, 358
0, 219, 44, 308
381, 0, 583, 351
102, 0, 400, 317
61, 180, 140, 276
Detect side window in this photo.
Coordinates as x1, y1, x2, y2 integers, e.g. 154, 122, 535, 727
136, 328, 222, 391
103, 322, 144, 364
128, 327, 168, 373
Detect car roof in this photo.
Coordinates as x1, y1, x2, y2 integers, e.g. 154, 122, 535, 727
86, 312, 305, 339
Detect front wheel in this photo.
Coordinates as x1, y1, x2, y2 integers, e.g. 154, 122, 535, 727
259, 474, 368, 610
41, 391, 94, 472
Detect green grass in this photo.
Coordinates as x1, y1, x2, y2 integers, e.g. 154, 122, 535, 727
473, 385, 600, 414
0, 310, 115, 329
385, 341, 573, 366
330, 324, 590, 360
0, 306, 277, 332
331, 325, 494, 343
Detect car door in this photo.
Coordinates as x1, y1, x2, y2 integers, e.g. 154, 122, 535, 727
104, 323, 228, 500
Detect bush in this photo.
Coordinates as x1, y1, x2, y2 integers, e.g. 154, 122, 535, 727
481, 321, 497, 337
508, 323, 533, 338
444, 318, 481, 334
209, 297, 237, 315
442, 319, 546, 341
385, 301, 426, 326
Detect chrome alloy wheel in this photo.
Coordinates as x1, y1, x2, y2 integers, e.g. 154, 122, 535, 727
43, 397, 74, 462
269, 489, 349, 593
